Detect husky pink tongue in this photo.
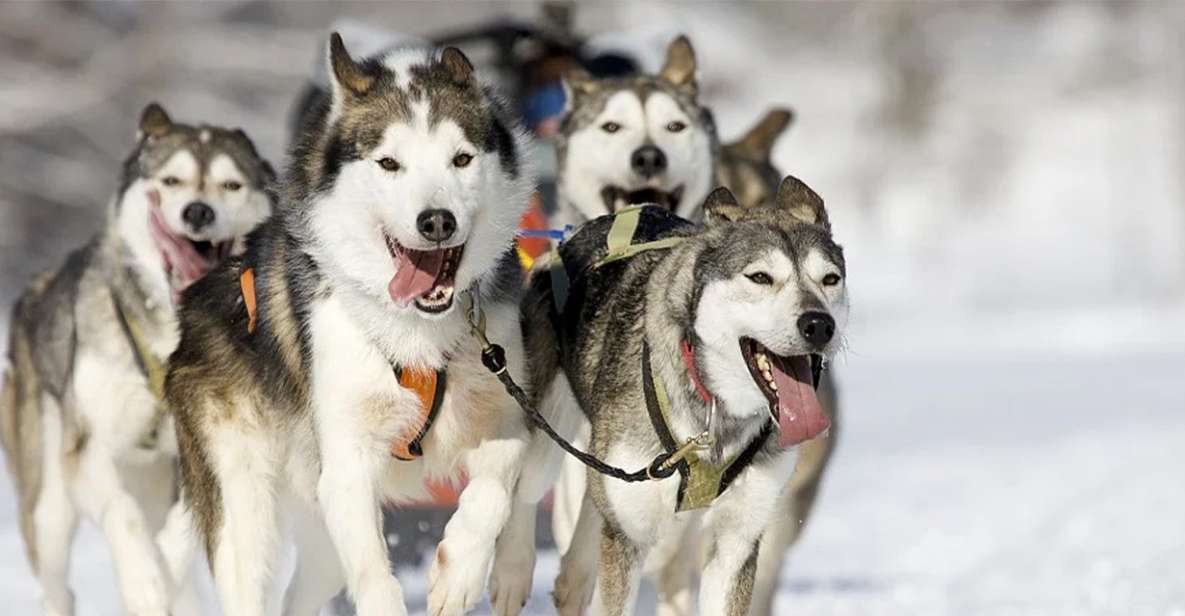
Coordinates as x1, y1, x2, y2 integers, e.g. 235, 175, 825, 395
771, 356, 830, 447
147, 205, 215, 291
388, 248, 445, 304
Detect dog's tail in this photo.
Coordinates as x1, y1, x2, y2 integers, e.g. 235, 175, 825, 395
1, 301, 46, 568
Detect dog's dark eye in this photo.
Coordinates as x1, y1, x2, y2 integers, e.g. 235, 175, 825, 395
822, 273, 842, 286
746, 272, 773, 285
161, 176, 182, 187
667, 121, 687, 133
222, 180, 242, 192
453, 153, 473, 168
601, 122, 621, 134
377, 157, 401, 172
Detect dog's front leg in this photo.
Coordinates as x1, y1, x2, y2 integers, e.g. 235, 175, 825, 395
317, 436, 407, 616
697, 456, 793, 616
72, 442, 171, 616
428, 432, 528, 616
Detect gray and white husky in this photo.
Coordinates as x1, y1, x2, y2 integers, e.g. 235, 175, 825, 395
554, 35, 718, 225
0, 104, 274, 616
165, 35, 536, 616
525, 177, 848, 616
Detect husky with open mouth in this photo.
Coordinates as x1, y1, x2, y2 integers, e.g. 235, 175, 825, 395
0, 104, 274, 616
165, 35, 535, 616
553, 35, 718, 225
519, 176, 847, 616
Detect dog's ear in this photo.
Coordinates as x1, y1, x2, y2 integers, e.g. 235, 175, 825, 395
659, 35, 697, 96
138, 103, 172, 140
440, 47, 474, 85
776, 175, 829, 229
703, 186, 745, 223
562, 67, 597, 110
328, 32, 375, 102
731, 108, 794, 160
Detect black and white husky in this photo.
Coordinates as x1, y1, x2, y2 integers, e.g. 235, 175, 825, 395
1, 104, 274, 616
554, 35, 718, 225
525, 178, 848, 616
165, 35, 536, 616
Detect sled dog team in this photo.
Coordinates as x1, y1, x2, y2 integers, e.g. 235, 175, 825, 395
1, 33, 847, 616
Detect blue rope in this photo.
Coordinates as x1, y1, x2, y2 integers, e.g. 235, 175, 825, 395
517, 225, 574, 241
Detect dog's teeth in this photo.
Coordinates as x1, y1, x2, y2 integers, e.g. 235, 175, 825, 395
768, 380, 778, 391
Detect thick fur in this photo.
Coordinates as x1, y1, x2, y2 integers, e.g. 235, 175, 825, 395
166, 37, 536, 616
554, 35, 719, 225
0, 105, 274, 616
529, 179, 848, 616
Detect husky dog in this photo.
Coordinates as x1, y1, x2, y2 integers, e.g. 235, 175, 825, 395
527, 177, 847, 616
0, 104, 274, 616
165, 35, 535, 616
554, 35, 718, 225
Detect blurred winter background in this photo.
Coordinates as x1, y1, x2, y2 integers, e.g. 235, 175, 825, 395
2, 1, 1184, 614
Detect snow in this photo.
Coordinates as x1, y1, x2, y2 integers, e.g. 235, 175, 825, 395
3, 1, 1185, 614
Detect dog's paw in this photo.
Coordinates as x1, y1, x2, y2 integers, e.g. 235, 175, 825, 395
119, 568, 170, 616
552, 559, 595, 616
488, 543, 534, 616
427, 540, 490, 616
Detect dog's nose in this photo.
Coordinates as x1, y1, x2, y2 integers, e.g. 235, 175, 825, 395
630, 145, 667, 179
182, 201, 216, 231
416, 209, 457, 243
797, 312, 835, 348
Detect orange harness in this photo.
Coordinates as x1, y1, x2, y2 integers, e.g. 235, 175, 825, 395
239, 266, 445, 460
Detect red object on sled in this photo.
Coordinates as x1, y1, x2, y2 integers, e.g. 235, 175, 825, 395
516, 194, 551, 266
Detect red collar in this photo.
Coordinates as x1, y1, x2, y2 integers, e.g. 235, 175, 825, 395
680, 340, 713, 404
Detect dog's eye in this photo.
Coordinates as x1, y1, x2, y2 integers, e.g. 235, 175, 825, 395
667, 121, 687, 133
453, 153, 473, 168
746, 272, 773, 285
377, 157, 401, 172
601, 122, 621, 134
222, 180, 242, 192
822, 273, 842, 287
161, 176, 182, 187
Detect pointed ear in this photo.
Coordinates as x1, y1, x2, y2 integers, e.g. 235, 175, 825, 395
328, 32, 375, 100
561, 67, 597, 110
440, 47, 474, 85
776, 175, 829, 229
732, 108, 794, 160
138, 102, 172, 139
659, 35, 697, 95
703, 186, 745, 223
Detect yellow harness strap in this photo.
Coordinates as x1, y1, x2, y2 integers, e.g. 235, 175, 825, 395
596, 205, 686, 267
111, 291, 168, 448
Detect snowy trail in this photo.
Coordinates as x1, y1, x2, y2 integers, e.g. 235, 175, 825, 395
3, 349, 1181, 614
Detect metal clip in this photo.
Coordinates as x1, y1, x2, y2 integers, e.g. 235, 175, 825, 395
660, 431, 716, 471
464, 288, 490, 348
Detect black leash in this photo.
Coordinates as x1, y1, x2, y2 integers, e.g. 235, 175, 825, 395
465, 292, 679, 483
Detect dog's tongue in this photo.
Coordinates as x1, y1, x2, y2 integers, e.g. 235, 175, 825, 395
388, 248, 445, 304
772, 355, 830, 447
147, 202, 215, 292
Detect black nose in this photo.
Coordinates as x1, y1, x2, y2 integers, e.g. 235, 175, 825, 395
630, 145, 667, 179
182, 201, 215, 231
416, 209, 457, 242
797, 312, 836, 348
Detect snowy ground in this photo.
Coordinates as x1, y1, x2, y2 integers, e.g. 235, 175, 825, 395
2, 347, 1182, 615
2, 1, 1184, 614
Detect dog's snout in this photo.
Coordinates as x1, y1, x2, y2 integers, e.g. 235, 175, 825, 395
182, 201, 216, 231
416, 209, 457, 243
630, 145, 667, 179
797, 312, 836, 348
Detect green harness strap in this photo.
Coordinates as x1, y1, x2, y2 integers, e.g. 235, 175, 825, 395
650, 368, 735, 511
596, 205, 687, 267
111, 291, 169, 449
